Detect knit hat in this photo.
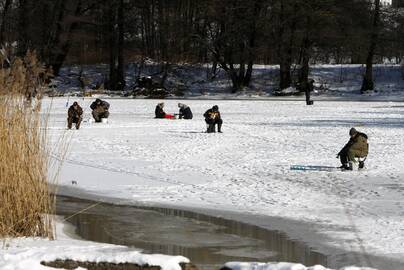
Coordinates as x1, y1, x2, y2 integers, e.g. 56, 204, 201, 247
212, 105, 219, 111
349, 127, 357, 136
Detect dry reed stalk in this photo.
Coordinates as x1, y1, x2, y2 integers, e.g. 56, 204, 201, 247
0, 51, 55, 239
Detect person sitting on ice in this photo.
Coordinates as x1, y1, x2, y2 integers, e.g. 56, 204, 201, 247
67, 101, 83, 130
178, 103, 193, 119
337, 127, 368, 170
90, 98, 110, 122
155, 102, 175, 119
203, 105, 222, 133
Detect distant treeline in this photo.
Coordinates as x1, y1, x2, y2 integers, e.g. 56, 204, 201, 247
0, 0, 402, 91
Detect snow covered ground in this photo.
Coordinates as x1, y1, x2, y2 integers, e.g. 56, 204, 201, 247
42, 97, 404, 270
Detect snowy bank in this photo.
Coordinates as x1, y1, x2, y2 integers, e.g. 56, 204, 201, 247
0, 218, 190, 270
222, 262, 377, 270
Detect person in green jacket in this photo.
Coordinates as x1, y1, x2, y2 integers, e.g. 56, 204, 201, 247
337, 127, 369, 170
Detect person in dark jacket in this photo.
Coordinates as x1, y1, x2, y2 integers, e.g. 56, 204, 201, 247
204, 105, 222, 133
155, 102, 166, 118
90, 98, 110, 122
155, 102, 175, 119
337, 127, 369, 170
67, 102, 83, 129
178, 103, 193, 119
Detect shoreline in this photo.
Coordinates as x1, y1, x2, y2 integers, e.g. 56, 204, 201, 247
55, 186, 404, 270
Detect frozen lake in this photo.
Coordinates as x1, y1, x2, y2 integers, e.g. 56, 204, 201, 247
46, 98, 404, 269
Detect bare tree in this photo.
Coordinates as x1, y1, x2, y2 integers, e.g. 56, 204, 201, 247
0, 0, 11, 44
107, 0, 125, 90
361, 0, 381, 93
195, 0, 264, 92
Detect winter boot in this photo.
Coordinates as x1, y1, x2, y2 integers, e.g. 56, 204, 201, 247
358, 161, 365, 169
340, 163, 353, 171
347, 161, 353, 171
218, 123, 222, 133
339, 164, 347, 169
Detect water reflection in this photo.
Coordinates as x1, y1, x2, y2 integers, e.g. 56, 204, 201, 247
56, 196, 327, 270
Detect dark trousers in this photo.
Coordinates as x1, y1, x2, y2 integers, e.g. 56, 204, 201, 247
339, 149, 349, 165
68, 116, 82, 129
206, 118, 222, 133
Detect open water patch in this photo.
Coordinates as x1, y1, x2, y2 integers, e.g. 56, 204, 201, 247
56, 196, 326, 270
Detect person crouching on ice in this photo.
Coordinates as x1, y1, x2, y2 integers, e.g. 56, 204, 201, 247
67, 101, 83, 129
204, 105, 222, 133
337, 127, 368, 170
90, 98, 110, 122
178, 103, 193, 119
155, 102, 175, 119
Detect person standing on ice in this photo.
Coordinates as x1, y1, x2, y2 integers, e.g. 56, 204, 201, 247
204, 105, 222, 133
178, 103, 193, 119
337, 127, 368, 170
67, 101, 83, 129
155, 102, 175, 119
90, 98, 110, 122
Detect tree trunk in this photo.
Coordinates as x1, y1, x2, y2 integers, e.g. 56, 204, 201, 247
298, 16, 312, 92
230, 68, 242, 92
361, 0, 381, 93
298, 45, 310, 90
0, 0, 12, 44
17, 0, 29, 56
279, 63, 292, 89
277, 0, 293, 90
244, 0, 262, 86
157, 0, 168, 61
108, 0, 125, 90
45, 0, 82, 76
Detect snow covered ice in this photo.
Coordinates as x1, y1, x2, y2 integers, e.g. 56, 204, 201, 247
39, 97, 404, 269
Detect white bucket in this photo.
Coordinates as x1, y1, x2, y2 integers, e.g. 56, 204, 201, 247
101, 118, 109, 124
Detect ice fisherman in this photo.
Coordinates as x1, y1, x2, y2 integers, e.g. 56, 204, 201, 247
155, 102, 175, 119
337, 127, 368, 170
67, 101, 83, 130
90, 98, 110, 122
203, 105, 223, 133
178, 103, 193, 119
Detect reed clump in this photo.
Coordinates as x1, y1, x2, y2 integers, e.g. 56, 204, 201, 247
0, 51, 54, 238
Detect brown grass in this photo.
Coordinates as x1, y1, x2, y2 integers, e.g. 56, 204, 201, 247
0, 51, 55, 239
